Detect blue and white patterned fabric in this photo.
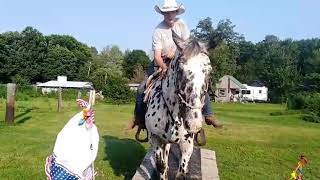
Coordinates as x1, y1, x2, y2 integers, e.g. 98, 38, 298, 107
46, 155, 80, 180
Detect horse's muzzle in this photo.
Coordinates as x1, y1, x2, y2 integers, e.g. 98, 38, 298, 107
185, 118, 203, 134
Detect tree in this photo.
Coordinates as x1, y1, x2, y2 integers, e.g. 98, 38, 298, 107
88, 45, 125, 90
191, 17, 214, 42
45, 46, 78, 80
255, 35, 300, 102
90, 46, 98, 56
208, 42, 237, 87
46, 34, 92, 81
123, 49, 150, 79
192, 18, 241, 88
234, 40, 258, 84
0, 35, 9, 82
15, 27, 48, 83
300, 49, 320, 92
0, 32, 23, 83
131, 64, 146, 83
192, 18, 243, 49
98, 45, 124, 76
0, 28, 93, 84
296, 39, 320, 75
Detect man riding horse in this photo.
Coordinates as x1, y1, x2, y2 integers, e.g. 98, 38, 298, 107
127, 1, 223, 179
129, 0, 223, 133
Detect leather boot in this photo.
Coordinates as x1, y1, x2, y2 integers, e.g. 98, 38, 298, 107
205, 115, 223, 128
127, 119, 138, 129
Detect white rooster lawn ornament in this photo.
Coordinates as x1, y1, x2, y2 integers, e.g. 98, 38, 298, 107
45, 99, 99, 180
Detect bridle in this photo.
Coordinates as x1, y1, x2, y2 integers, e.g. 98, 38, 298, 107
177, 92, 206, 110
161, 54, 209, 114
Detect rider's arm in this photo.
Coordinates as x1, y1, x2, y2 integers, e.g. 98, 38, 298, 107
153, 29, 168, 70
154, 49, 167, 70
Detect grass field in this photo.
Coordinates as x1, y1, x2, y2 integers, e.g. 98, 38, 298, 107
0, 98, 319, 180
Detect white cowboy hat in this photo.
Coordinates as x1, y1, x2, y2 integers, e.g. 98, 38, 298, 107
154, 0, 185, 15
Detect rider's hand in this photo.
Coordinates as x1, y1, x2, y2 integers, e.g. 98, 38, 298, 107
160, 65, 168, 78
166, 49, 175, 60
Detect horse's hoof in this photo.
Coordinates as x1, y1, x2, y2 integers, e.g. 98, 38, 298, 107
175, 173, 186, 180
159, 170, 168, 180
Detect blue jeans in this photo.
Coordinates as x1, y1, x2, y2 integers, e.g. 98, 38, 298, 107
134, 80, 147, 127
202, 93, 213, 117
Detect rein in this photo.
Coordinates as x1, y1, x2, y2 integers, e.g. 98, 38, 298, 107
160, 79, 176, 123
177, 93, 204, 110
156, 52, 209, 146
176, 77, 208, 110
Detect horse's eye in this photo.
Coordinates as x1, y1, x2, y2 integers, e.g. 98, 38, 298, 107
202, 85, 206, 91
187, 87, 192, 94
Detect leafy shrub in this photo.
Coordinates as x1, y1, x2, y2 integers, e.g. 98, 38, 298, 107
304, 93, 320, 116
287, 93, 320, 123
303, 112, 320, 123
0, 84, 41, 101
16, 85, 42, 100
103, 75, 135, 104
287, 93, 306, 110
270, 110, 301, 116
0, 84, 6, 99
58, 89, 89, 101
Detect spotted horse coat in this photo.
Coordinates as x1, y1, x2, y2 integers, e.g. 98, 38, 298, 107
145, 31, 212, 180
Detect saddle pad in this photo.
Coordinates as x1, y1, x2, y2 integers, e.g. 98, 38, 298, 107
143, 70, 161, 103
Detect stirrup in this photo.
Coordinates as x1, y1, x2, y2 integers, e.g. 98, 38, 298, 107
135, 127, 149, 143
194, 128, 206, 146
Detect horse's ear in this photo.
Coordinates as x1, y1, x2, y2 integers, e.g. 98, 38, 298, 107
172, 30, 188, 52
200, 41, 209, 55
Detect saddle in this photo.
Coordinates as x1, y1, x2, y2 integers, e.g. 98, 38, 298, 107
134, 70, 161, 143
143, 69, 161, 103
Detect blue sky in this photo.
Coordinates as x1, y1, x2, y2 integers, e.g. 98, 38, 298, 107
1, 0, 319, 53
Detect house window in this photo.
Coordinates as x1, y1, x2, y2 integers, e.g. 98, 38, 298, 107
241, 90, 251, 94
219, 89, 226, 97
259, 90, 262, 94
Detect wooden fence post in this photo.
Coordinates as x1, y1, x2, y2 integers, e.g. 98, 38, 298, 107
91, 89, 96, 105
77, 90, 82, 99
58, 87, 63, 112
89, 89, 96, 106
5, 83, 16, 124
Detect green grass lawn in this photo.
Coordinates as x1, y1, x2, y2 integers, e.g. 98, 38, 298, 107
0, 98, 319, 180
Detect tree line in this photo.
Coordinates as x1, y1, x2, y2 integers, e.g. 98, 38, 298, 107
192, 18, 320, 103
0, 18, 320, 104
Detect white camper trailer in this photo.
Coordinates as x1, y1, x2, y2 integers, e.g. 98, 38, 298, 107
241, 84, 268, 102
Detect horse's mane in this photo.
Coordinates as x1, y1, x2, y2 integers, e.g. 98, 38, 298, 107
182, 39, 208, 61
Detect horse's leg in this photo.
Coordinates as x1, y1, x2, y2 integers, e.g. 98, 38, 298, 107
162, 143, 171, 179
176, 133, 194, 180
150, 135, 167, 179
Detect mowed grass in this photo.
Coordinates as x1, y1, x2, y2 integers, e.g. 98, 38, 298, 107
0, 98, 319, 180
